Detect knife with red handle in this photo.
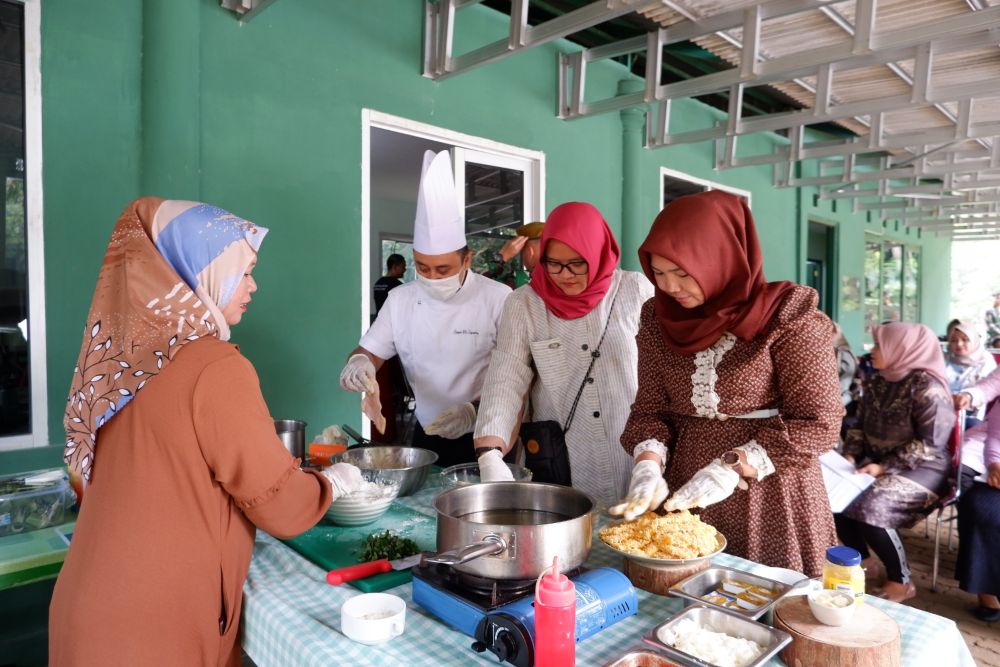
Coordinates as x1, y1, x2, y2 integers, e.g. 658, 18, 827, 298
326, 553, 423, 585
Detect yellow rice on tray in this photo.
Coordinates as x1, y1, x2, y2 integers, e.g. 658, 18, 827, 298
599, 510, 719, 560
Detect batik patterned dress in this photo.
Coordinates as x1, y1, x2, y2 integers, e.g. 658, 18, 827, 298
842, 371, 954, 529
621, 285, 843, 576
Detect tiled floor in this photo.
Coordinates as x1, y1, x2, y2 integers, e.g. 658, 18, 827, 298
900, 508, 1000, 666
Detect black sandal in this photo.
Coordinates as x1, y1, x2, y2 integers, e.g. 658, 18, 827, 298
973, 605, 1000, 622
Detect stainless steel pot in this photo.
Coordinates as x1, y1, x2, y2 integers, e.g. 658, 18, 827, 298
275, 419, 306, 459
427, 482, 594, 580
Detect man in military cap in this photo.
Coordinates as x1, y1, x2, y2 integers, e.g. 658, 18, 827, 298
482, 221, 544, 288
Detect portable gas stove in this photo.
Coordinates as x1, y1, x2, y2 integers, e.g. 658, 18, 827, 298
412, 561, 638, 666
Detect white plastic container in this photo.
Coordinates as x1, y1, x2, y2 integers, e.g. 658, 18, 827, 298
340, 593, 406, 644
0, 469, 75, 537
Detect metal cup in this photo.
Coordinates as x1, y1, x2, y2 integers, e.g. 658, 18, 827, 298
275, 419, 307, 460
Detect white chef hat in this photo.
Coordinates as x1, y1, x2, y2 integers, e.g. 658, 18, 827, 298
413, 150, 465, 255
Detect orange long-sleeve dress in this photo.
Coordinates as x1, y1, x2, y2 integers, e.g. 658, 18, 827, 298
49, 338, 332, 666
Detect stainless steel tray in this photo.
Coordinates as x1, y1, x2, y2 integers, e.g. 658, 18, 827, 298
602, 645, 685, 667
669, 565, 801, 621
641, 604, 793, 667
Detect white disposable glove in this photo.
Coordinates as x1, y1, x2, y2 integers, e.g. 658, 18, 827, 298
321, 462, 363, 500
424, 402, 477, 440
608, 460, 669, 522
339, 354, 377, 394
663, 460, 740, 512
478, 448, 515, 482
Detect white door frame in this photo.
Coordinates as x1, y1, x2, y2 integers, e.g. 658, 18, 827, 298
360, 109, 545, 333
359, 110, 545, 437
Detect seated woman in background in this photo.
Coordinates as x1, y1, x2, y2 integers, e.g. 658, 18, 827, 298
944, 320, 996, 429
834, 324, 860, 439
955, 364, 1000, 491
955, 401, 1000, 622
837, 322, 955, 602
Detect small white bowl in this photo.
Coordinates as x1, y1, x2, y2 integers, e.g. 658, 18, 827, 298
341, 593, 406, 645
808, 589, 857, 626
325, 477, 400, 526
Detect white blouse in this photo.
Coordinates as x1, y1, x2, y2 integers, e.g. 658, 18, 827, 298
475, 269, 653, 505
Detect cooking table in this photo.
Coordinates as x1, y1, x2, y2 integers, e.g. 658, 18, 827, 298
242, 484, 976, 667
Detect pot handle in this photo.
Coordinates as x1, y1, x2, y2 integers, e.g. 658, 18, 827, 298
425, 535, 506, 565
341, 424, 370, 447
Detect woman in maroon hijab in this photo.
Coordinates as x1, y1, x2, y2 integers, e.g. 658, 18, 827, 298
611, 191, 843, 576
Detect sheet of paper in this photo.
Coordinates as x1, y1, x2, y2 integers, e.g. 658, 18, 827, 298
819, 450, 877, 513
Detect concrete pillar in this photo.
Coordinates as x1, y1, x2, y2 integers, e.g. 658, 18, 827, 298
140, 0, 201, 198
619, 78, 646, 271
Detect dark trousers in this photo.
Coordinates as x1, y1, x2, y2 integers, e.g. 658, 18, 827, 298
834, 514, 912, 584
412, 422, 476, 469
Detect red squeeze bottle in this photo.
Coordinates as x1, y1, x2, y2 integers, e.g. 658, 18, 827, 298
534, 556, 576, 666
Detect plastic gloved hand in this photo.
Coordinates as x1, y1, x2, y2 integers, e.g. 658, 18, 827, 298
608, 460, 669, 522
424, 402, 477, 440
663, 460, 740, 512
478, 448, 515, 482
321, 462, 364, 500
339, 354, 377, 394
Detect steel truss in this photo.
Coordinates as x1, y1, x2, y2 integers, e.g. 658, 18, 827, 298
423, 0, 1000, 236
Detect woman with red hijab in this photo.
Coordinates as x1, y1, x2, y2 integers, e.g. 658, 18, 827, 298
612, 190, 843, 577
839, 322, 955, 601
473, 202, 653, 505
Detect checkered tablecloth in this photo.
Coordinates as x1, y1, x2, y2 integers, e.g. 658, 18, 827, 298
242, 487, 976, 667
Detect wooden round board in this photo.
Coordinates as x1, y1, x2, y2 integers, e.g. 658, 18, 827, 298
773, 596, 901, 667
623, 556, 710, 595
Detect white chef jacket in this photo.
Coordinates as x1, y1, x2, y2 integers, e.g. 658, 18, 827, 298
359, 271, 511, 429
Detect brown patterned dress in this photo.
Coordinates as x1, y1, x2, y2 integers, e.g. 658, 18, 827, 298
621, 286, 843, 576
841, 371, 954, 529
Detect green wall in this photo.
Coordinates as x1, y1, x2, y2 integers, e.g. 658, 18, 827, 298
5, 0, 950, 473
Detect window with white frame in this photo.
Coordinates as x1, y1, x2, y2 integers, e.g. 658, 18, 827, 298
660, 166, 751, 209
1, 0, 47, 449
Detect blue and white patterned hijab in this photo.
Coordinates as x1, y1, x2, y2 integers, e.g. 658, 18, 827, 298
64, 197, 268, 482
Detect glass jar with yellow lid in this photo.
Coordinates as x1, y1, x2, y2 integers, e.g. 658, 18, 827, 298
822, 546, 865, 605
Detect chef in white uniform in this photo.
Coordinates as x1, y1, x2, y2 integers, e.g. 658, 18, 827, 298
339, 150, 511, 467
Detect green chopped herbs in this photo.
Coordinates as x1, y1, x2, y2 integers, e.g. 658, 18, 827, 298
359, 529, 420, 562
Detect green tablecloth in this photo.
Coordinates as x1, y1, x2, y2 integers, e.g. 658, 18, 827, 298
242, 487, 976, 667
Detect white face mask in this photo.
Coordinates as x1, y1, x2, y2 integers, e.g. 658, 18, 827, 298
416, 270, 465, 301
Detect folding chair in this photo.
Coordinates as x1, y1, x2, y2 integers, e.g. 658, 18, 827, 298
931, 408, 965, 592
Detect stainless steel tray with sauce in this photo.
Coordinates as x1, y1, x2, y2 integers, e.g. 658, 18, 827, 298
602, 645, 684, 667
669, 566, 797, 621
641, 605, 793, 667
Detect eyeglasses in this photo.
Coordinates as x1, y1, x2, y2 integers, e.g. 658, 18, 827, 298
541, 258, 588, 276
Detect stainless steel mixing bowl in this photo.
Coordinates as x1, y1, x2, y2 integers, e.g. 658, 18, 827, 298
329, 446, 438, 496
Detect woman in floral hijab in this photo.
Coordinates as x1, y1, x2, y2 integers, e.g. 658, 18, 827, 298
51, 197, 360, 666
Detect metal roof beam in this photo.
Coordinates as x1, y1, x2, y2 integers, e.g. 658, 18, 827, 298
425, 0, 658, 80
559, 0, 1000, 130
558, 0, 845, 118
